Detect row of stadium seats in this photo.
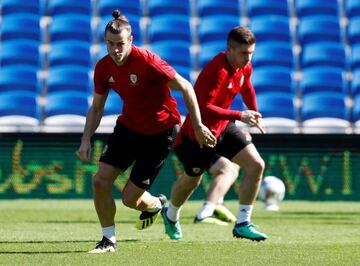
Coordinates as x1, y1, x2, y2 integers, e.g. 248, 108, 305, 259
2, 0, 360, 19
1, 0, 360, 134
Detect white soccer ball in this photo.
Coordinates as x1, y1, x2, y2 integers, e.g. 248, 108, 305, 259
258, 176, 286, 211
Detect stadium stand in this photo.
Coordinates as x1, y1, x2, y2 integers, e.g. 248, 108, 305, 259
97, 0, 142, 17
0, 66, 40, 93
246, 0, 289, 17
0, 90, 40, 132
0, 14, 41, 41
48, 14, 92, 43
297, 15, 342, 45
196, 0, 240, 17
301, 92, 351, 133
251, 66, 295, 94
47, 0, 92, 16
47, 41, 92, 68
295, 0, 339, 18
249, 15, 291, 43
43, 91, 89, 132
256, 92, 299, 133
301, 42, 347, 69
299, 67, 347, 95
46, 66, 91, 94
252, 41, 294, 69
147, 15, 192, 44
0, 40, 41, 68
146, 0, 190, 17
0, 0, 357, 133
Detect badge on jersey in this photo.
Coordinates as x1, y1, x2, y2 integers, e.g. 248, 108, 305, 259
130, 74, 138, 85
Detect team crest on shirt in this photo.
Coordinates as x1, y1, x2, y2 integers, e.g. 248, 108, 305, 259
130, 74, 138, 85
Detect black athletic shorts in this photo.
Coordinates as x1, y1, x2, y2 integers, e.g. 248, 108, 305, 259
175, 121, 252, 177
100, 121, 179, 189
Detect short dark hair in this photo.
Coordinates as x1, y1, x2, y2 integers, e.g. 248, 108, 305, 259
227, 26, 256, 46
104, 9, 132, 36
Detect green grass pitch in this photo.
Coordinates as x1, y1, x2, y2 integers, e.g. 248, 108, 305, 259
0, 200, 359, 265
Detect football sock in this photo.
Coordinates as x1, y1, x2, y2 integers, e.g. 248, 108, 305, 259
102, 225, 116, 244
197, 201, 216, 219
237, 204, 253, 224
147, 196, 163, 213
166, 202, 182, 222
217, 196, 224, 205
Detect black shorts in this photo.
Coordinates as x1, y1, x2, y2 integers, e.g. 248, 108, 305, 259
100, 121, 179, 189
175, 122, 252, 177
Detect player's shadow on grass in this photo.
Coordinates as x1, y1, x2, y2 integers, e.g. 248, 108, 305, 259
0, 239, 139, 244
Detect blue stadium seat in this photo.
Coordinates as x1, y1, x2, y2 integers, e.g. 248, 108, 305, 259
300, 67, 347, 95
346, 0, 360, 19
150, 41, 191, 68
257, 92, 296, 119
46, 66, 91, 93
230, 94, 245, 111
171, 90, 187, 117
47, 0, 92, 16
196, 0, 240, 17
301, 92, 349, 121
252, 67, 294, 94
47, 41, 92, 68
103, 90, 123, 116
198, 15, 240, 44
97, 0, 142, 17
0, 40, 40, 67
297, 15, 342, 45
301, 42, 346, 69
348, 17, 360, 45
97, 15, 142, 45
0, 66, 39, 93
0, 14, 41, 41
1, 0, 40, 15
249, 15, 291, 43
301, 92, 350, 133
350, 44, 360, 71
147, 0, 190, 17
147, 15, 191, 44
295, 0, 339, 18
247, 0, 289, 17
48, 14, 92, 43
350, 70, 360, 97
173, 65, 191, 82
257, 92, 298, 133
252, 41, 294, 69
43, 91, 89, 132
352, 95, 360, 124
198, 41, 226, 69
0, 90, 39, 118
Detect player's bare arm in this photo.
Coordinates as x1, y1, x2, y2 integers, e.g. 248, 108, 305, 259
168, 73, 217, 148
77, 92, 108, 162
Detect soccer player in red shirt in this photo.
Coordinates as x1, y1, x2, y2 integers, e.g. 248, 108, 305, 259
77, 10, 216, 253
161, 26, 268, 241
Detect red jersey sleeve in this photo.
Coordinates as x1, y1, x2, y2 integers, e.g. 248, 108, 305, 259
93, 58, 110, 95
147, 51, 176, 83
199, 68, 242, 120
240, 64, 258, 111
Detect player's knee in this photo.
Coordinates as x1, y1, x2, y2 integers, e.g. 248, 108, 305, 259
121, 194, 138, 209
93, 174, 112, 191
252, 157, 265, 179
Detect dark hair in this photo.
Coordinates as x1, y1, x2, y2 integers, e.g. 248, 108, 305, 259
104, 9, 132, 36
227, 26, 256, 46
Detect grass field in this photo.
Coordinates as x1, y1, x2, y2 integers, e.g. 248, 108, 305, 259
0, 200, 359, 265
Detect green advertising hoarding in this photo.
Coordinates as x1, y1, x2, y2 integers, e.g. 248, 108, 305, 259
0, 133, 359, 200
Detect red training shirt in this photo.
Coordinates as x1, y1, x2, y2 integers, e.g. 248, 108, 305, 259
179, 52, 258, 142
94, 45, 181, 134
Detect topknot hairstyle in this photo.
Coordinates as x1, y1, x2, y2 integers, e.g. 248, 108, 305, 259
104, 9, 132, 36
